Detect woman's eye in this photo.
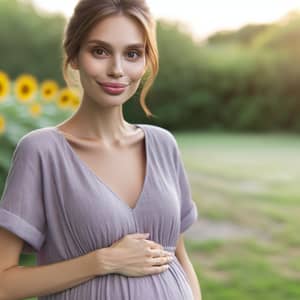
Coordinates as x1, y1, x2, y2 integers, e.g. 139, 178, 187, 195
91, 48, 142, 60
92, 48, 107, 56
127, 50, 141, 60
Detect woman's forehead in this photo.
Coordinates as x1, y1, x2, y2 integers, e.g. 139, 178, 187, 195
84, 14, 146, 46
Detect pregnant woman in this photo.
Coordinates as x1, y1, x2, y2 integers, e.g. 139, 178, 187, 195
0, 0, 202, 299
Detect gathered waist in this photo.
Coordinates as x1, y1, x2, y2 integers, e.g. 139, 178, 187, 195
163, 245, 176, 254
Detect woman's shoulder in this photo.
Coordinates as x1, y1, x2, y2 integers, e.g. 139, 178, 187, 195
142, 124, 178, 147
15, 127, 59, 157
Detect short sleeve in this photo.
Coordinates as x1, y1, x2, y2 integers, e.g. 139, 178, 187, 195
0, 135, 46, 254
172, 136, 198, 233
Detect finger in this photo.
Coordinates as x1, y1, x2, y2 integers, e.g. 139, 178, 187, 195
148, 264, 169, 274
151, 248, 172, 258
144, 240, 164, 249
151, 255, 172, 266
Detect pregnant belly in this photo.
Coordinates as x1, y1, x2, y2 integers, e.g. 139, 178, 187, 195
38, 258, 194, 300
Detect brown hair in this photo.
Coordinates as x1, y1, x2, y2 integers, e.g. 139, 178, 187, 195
62, 0, 159, 118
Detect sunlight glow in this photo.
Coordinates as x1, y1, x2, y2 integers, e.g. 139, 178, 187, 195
29, 0, 300, 40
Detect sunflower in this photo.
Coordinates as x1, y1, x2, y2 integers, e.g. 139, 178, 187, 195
70, 92, 81, 110
0, 114, 6, 134
57, 88, 76, 109
15, 74, 38, 103
40, 80, 59, 101
29, 103, 42, 117
0, 71, 10, 102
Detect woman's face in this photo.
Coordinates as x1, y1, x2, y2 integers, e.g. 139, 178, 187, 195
72, 13, 147, 107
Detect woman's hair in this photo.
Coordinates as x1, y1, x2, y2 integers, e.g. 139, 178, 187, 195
62, 0, 159, 118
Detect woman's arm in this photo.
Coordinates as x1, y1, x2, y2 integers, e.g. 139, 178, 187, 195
0, 228, 108, 300
175, 234, 202, 300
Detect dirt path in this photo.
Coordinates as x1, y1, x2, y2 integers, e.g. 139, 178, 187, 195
184, 217, 269, 242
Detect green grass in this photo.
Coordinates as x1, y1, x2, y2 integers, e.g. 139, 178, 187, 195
175, 131, 300, 300
21, 131, 300, 300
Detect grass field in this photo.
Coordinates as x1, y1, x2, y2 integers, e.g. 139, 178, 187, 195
175, 131, 300, 300
21, 131, 300, 300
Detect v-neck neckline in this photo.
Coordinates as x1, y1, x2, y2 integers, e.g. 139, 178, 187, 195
50, 124, 149, 212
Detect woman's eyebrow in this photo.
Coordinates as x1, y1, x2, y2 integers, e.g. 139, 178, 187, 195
87, 39, 145, 49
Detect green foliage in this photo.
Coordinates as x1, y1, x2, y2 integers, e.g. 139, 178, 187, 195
1, 1, 300, 131
0, 0, 66, 84
252, 11, 300, 52
207, 24, 272, 46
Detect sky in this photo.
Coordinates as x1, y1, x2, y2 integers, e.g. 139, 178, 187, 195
29, 0, 300, 41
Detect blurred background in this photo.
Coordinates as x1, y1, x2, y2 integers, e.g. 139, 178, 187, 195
0, 0, 300, 299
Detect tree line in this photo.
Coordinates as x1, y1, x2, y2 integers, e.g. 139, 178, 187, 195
1, 0, 300, 132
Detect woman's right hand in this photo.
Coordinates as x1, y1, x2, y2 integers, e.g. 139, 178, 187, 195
96, 233, 174, 277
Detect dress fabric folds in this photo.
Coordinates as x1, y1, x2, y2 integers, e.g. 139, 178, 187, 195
0, 123, 198, 299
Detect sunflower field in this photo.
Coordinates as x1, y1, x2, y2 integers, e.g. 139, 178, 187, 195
0, 70, 81, 192
0, 70, 80, 138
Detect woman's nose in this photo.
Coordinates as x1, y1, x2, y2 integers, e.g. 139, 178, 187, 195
108, 56, 124, 78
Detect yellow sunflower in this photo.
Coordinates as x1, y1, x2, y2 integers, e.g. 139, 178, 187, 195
70, 92, 81, 110
0, 114, 6, 134
29, 103, 42, 117
40, 80, 59, 101
0, 71, 10, 102
56, 88, 76, 109
15, 74, 38, 103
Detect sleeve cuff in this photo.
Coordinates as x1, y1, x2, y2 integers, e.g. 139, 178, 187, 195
0, 208, 45, 253
180, 201, 198, 233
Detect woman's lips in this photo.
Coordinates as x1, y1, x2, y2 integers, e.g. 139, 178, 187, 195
97, 81, 128, 95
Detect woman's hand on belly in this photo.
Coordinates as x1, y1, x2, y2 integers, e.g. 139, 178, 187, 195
94, 233, 174, 277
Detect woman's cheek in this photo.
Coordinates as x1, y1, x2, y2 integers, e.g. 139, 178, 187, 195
87, 59, 107, 76
127, 61, 146, 81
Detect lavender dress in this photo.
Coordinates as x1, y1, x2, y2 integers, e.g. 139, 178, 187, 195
0, 124, 198, 299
